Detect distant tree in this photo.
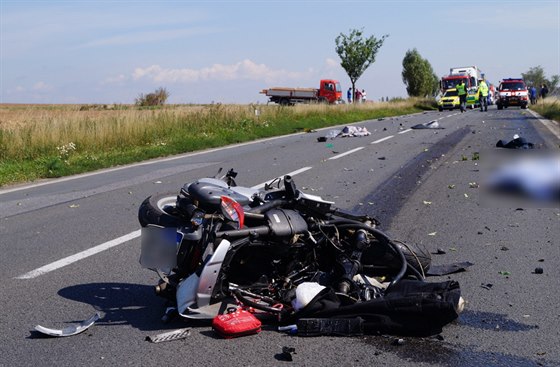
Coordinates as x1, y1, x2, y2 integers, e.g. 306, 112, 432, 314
136, 87, 170, 106
335, 28, 388, 103
522, 66, 559, 92
401, 49, 439, 97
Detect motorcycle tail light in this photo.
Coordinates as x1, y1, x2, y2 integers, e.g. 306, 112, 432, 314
220, 196, 244, 229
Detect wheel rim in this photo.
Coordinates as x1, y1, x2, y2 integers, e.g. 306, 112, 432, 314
156, 196, 177, 214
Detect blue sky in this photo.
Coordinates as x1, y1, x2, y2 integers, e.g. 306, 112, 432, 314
1, 0, 558, 104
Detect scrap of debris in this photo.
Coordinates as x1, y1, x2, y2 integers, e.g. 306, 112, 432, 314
496, 134, 534, 149
426, 261, 474, 276
318, 126, 371, 141
34, 313, 100, 337
411, 120, 444, 129
146, 328, 191, 343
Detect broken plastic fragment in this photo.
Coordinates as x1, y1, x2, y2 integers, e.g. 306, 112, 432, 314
146, 328, 191, 343
427, 261, 474, 276
34, 313, 100, 337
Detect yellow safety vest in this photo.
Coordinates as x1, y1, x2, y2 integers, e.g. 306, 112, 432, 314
456, 83, 466, 96
478, 81, 489, 97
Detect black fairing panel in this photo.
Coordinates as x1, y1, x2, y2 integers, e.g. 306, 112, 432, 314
187, 181, 252, 210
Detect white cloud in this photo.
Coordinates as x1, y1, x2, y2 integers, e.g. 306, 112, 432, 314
32, 82, 52, 91
325, 58, 339, 68
102, 74, 128, 85
132, 59, 312, 84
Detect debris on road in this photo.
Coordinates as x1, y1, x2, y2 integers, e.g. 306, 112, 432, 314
34, 313, 100, 337
319, 126, 371, 142
146, 328, 191, 343
411, 120, 444, 129
426, 261, 474, 276
534, 267, 544, 274
496, 134, 534, 149
276, 346, 296, 362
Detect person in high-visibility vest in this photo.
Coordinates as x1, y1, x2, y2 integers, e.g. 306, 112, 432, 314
478, 79, 489, 112
456, 80, 467, 113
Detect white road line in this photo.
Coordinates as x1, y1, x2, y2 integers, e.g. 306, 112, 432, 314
371, 135, 394, 144
328, 147, 365, 160
15, 168, 314, 279
15, 230, 142, 279
398, 129, 412, 134
527, 109, 560, 139
251, 166, 312, 190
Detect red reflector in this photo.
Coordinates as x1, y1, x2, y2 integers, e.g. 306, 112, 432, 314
220, 196, 244, 229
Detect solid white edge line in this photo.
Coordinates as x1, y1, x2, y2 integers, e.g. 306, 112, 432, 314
371, 135, 394, 144
16, 168, 315, 279
0, 133, 307, 196
15, 230, 142, 279
328, 147, 364, 160
398, 128, 412, 134
527, 109, 560, 139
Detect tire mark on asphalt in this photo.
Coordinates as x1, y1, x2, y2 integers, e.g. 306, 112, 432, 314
354, 126, 473, 228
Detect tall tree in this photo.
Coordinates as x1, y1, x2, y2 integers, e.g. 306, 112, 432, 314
522, 65, 559, 91
335, 28, 388, 103
401, 49, 439, 97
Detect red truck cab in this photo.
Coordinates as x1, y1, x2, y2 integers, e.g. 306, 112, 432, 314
319, 79, 342, 104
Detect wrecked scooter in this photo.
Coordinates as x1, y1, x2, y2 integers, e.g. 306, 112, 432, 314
138, 169, 463, 336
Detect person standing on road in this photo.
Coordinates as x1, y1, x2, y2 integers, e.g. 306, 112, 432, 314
529, 85, 537, 105
456, 80, 467, 113
478, 78, 489, 112
347, 87, 352, 104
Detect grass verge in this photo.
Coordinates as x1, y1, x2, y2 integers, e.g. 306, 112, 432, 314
530, 97, 560, 122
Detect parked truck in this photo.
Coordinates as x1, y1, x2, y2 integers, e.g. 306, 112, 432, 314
260, 79, 343, 105
441, 66, 483, 92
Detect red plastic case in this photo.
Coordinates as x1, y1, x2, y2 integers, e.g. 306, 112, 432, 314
212, 309, 262, 338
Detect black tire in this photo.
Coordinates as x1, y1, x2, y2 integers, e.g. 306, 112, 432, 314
497, 103, 503, 110
438, 107, 443, 112
138, 192, 183, 227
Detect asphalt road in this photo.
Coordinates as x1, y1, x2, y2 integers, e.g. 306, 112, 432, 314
1, 106, 558, 367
